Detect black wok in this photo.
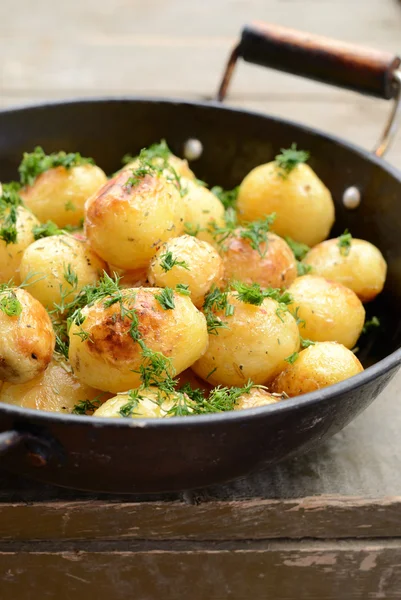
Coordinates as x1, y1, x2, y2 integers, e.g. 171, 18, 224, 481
0, 23, 400, 493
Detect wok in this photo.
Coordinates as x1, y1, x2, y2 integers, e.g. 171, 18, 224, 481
0, 23, 400, 493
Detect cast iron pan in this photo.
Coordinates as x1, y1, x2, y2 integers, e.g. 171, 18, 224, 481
0, 23, 400, 493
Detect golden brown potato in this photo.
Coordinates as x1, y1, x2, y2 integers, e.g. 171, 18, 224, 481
20, 164, 107, 227
271, 341, 363, 397
85, 168, 184, 270
221, 230, 297, 288
192, 292, 300, 387
124, 152, 195, 181
94, 387, 191, 419
288, 275, 365, 349
234, 387, 282, 410
0, 288, 55, 384
303, 237, 387, 302
0, 356, 107, 413
0, 206, 40, 285
69, 287, 208, 393
237, 162, 335, 246
148, 235, 224, 308
174, 368, 213, 396
182, 179, 226, 247
19, 234, 106, 310
107, 264, 149, 289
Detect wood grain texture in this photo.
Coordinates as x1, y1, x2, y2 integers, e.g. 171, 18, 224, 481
0, 541, 400, 600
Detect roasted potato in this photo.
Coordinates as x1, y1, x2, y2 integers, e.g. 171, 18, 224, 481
0, 287, 55, 383
0, 206, 40, 285
237, 162, 335, 246
221, 230, 297, 288
288, 275, 365, 349
182, 179, 226, 247
192, 292, 300, 387
20, 164, 107, 227
174, 368, 214, 396
19, 234, 106, 310
107, 264, 149, 289
94, 387, 190, 419
69, 287, 208, 393
271, 341, 363, 396
148, 235, 224, 308
303, 237, 387, 302
234, 387, 282, 410
0, 356, 107, 413
85, 168, 184, 270
124, 151, 195, 181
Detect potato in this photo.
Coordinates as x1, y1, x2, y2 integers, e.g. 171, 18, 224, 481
85, 168, 184, 270
20, 164, 107, 227
108, 264, 149, 289
94, 387, 190, 419
271, 341, 363, 397
288, 275, 365, 349
192, 292, 300, 387
234, 387, 282, 410
0, 356, 107, 413
148, 235, 224, 308
182, 179, 225, 247
303, 237, 387, 302
0, 287, 55, 383
174, 368, 213, 396
0, 206, 40, 285
237, 162, 335, 246
19, 234, 106, 310
69, 287, 208, 393
124, 153, 195, 181
221, 230, 297, 288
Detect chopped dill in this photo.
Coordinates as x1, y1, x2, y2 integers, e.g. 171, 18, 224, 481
285, 236, 310, 261
202, 286, 234, 334
275, 143, 309, 176
19, 146, 95, 187
65, 200, 76, 211
32, 221, 65, 240
300, 337, 315, 348
63, 264, 78, 288
155, 287, 175, 310
159, 250, 190, 272
184, 222, 201, 237
231, 281, 265, 306
296, 262, 312, 276
176, 283, 191, 296
239, 214, 276, 256
211, 186, 239, 210
72, 395, 104, 415
0, 285, 23, 317
362, 316, 380, 334
285, 352, 299, 365
338, 230, 352, 256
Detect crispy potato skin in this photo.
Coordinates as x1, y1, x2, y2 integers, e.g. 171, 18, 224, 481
20, 164, 107, 227
0, 288, 55, 384
148, 235, 224, 308
237, 163, 335, 246
94, 387, 188, 419
303, 238, 387, 302
85, 170, 184, 270
182, 179, 225, 247
221, 231, 297, 288
0, 356, 107, 413
288, 275, 365, 349
271, 341, 363, 397
192, 293, 300, 387
234, 387, 281, 410
0, 207, 40, 285
69, 288, 208, 393
19, 234, 106, 310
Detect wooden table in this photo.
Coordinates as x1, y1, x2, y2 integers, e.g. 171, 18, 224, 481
1, 0, 401, 598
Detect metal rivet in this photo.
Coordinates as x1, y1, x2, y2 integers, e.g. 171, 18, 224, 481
183, 139, 203, 161
343, 186, 361, 209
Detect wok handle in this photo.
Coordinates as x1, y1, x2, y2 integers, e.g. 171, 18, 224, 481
0, 429, 61, 467
217, 23, 401, 158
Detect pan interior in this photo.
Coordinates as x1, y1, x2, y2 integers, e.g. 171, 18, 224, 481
0, 98, 400, 368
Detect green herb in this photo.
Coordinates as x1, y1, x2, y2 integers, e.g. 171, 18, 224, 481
72, 395, 104, 415
125, 162, 158, 189
0, 286, 23, 317
296, 262, 312, 276
155, 287, 175, 310
202, 287, 234, 334
292, 306, 306, 328
184, 222, 201, 237
19, 146, 95, 187
239, 214, 276, 257
0, 206, 18, 244
137, 345, 175, 392
285, 236, 310, 261
211, 186, 239, 210
300, 337, 315, 348
63, 264, 78, 288
118, 389, 142, 417
65, 200, 76, 211
124, 143, 185, 196
231, 281, 265, 306
32, 221, 65, 240
176, 283, 191, 296
207, 207, 238, 246
285, 352, 299, 365
338, 230, 352, 256
122, 140, 172, 166
362, 316, 380, 335
275, 143, 309, 176
159, 251, 190, 272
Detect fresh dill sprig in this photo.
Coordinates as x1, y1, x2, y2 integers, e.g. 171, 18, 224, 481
338, 230, 352, 256
211, 186, 239, 210
183, 222, 201, 237
239, 214, 276, 257
285, 236, 310, 261
63, 264, 78, 288
176, 283, 191, 296
0, 183, 23, 245
202, 286, 234, 334
0, 206, 18, 245
19, 146, 95, 187
155, 287, 175, 310
275, 143, 309, 176
300, 337, 315, 348
118, 389, 142, 417
296, 262, 312, 276
159, 251, 190, 273
0, 285, 23, 317
285, 352, 299, 365
72, 394, 104, 415
32, 221, 65, 240
231, 281, 265, 306
362, 316, 380, 335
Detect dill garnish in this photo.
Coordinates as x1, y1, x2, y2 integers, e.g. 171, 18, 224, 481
19, 146, 95, 187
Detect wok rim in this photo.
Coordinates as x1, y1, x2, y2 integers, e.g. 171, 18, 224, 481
1, 95, 401, 429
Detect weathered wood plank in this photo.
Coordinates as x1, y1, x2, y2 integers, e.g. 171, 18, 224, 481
0, 496, 400, 541
0, 540, 400, 600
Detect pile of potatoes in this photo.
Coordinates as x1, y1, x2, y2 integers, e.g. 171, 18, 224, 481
0, 142, 386, 419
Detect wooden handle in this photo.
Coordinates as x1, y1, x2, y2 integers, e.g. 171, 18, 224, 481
239, 22, 400, 99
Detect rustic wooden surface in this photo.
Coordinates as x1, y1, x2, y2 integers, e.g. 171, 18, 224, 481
1, 0, 401, 598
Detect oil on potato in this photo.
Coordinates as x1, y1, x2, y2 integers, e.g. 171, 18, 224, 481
303, 237, 387, 302
0, 207, 40, 285
234, 387, 282, 410
288, 275, 365, 349
271, 341, 363, 396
